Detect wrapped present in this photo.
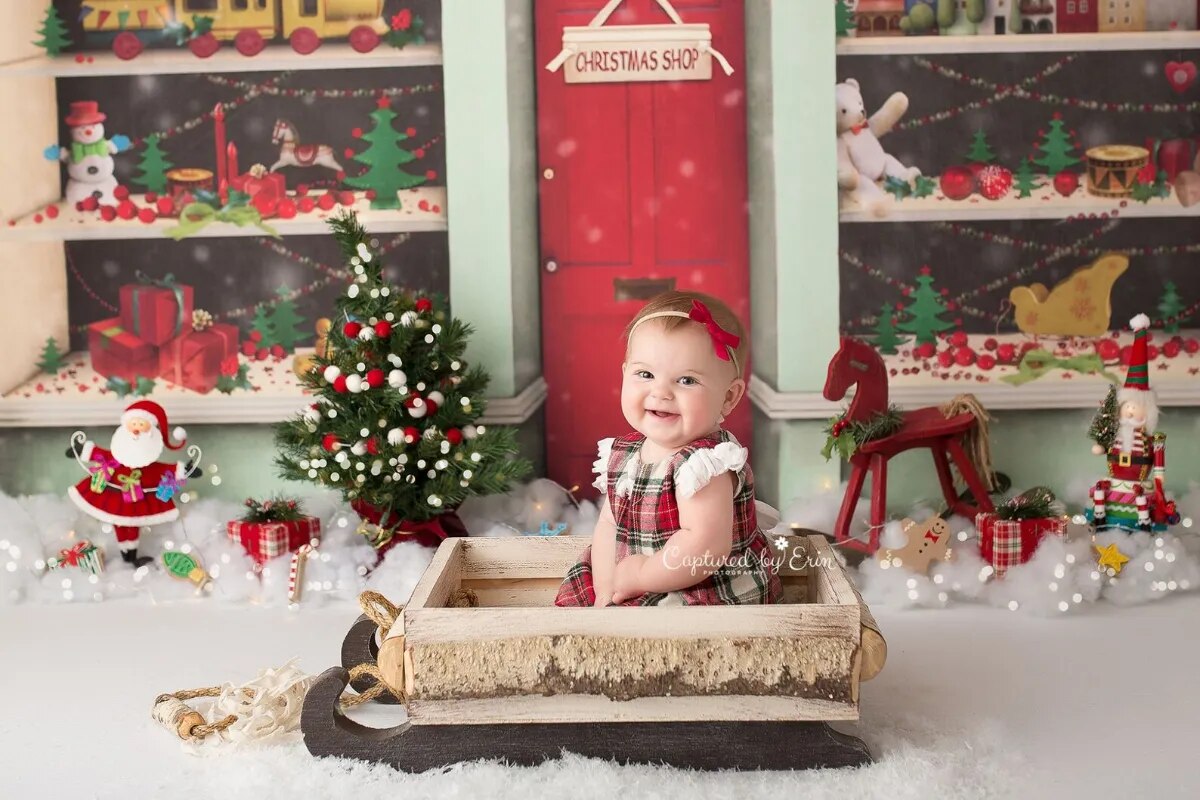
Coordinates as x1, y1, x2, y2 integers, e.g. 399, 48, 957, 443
88, 318, 158, 384
120, 273, 195, 346
976, 512, 1068, 578
158, 322, 239, 394
228, 517, 321, 564
1144, 137, 1200, 183
49, 540, 105, 576
229, 164, 286, 203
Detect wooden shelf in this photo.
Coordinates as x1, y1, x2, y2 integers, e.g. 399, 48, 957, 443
837, 31, 1200, 56
0, 350, 548, 428
1, 187, 447, 242
0, 42, 442, 77
839, 184, 1197, 223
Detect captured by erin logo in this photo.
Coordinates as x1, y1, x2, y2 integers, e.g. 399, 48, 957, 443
659, 535, 838, 576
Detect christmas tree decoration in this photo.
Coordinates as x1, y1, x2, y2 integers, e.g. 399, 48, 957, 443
977, 165, 1012, 200
163, 550, 213, 591
870, 303, 908, 355
251, 285, 308, 353
939, 166, 975, 200
1032, 115, 1081, 176
385, 7, 427, 49
276, 212, 531, 551
1094, 542, 1130, 575
965, 129, 996, 164
343, 97, 427, 210
1085, 144, 1150, 198
1089, 385, 1119, 453
1012, 158, 1041, 198
1008, 254, 1128, 337
34, 4, 71, 56
876, 516, 952, 577
896, 269, 955, 345
835, 0, 857, 37
37, 336, 66, 373
132, 135, 174, 195
1157, 281, 1189, 332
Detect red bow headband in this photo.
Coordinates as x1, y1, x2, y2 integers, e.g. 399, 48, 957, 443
629, 299, 742, 374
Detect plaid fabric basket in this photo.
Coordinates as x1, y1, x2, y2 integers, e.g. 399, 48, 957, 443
227, 518, 321, 564
976, 512, 1067, 578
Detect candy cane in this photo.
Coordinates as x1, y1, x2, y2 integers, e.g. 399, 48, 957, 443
1092, 481, 1108, 521
288, 543, 313, 605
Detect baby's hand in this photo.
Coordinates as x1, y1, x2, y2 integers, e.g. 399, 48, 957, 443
610, 553, 649, 604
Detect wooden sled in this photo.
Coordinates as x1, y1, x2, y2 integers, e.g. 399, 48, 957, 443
305, 534, 887, 772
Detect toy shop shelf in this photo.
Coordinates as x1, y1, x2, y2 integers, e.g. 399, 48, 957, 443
0, 188, 447, 242
839, 187, 1196, 223
0, 42, 443, 78
836, 31, 1200, 57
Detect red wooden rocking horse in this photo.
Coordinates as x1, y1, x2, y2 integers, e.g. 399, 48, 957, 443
823, 336, 996, 554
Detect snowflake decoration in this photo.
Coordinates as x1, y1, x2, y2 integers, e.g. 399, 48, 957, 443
774, 535, 788, 551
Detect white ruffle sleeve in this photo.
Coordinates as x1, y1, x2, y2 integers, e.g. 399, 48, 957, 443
673, 441, 748, 499
592, 437, 616, 495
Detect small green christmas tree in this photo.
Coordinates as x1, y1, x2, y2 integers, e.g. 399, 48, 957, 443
1032, 115, 1081, 176
1088, 384, 1118, 452
343, 96, 426, 210
870, 303, 908, 354
835, 0, 857, 37
1158, 281, 1188, 333
266, 285, 307, 353
251, 304, 275, 347
896, 268, 955, 345
1013, 158, 1041, 198
966, 129, 996, 163
34, 4, 71, 56
37, 336, 65, 373
132, 136, 174, 195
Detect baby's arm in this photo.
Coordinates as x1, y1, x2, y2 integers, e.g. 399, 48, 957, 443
612, 473, 735, 599
590, 495, 619, 606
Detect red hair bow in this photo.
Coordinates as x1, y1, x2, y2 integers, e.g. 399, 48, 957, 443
688, 300, 740, 362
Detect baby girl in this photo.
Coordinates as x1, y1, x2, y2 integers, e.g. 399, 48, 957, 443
555, 291, 782, 607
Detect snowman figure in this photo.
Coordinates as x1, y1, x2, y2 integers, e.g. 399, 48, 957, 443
43, 101, 131, 205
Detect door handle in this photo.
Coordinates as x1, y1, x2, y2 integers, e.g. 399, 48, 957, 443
614, 277, 675, 302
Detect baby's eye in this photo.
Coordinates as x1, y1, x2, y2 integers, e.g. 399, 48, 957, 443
678, 376, 699, 386
634, 370, 653, 379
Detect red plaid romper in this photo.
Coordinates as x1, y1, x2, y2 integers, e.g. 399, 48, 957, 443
554, 430, 782, 607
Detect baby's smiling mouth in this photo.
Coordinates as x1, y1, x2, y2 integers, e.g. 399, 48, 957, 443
648, 409, 678, 419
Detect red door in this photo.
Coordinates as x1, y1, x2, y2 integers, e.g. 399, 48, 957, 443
536, 0, 750, 496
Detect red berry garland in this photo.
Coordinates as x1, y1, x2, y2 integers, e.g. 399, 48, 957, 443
415, 297, 433, 313
343, 321, 362, 338
374, 321, 392, 338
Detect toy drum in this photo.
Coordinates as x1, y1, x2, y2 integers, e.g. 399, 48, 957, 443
164, 168, 215, 216
1086, 145, 1149, 198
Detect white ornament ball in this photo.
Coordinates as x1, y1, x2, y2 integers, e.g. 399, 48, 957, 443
347, 284, 360, 298
388, 369, 408, 389
387, 353, 403, 367
323, 365, 341, 382
463, 425, 479, 440
407, 399, 427, 418
303, 406, 321, 423
345, 374, 364, 393
427, 390, 445, 407
351, 441, 368, 456
400, 311, 418, 327
357, 327, 375, 342
173, 426, 187, 442
387, 428, 404, 446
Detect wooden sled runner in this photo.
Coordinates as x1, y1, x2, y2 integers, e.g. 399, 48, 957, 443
304, 534, 887, 771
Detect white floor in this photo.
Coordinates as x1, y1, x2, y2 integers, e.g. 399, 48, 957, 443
4, 597, 1199, 799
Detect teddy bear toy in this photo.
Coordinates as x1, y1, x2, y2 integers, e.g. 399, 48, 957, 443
836, 78, 921, 217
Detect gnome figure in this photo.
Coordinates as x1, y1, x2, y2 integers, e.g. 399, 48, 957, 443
66, 400, 201, 567
1087, 314, 1171, 533
43, 101, 131, 205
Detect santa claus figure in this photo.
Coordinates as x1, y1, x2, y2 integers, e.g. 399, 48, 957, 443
1088, 314, 1170, 532
66, 400, 199, 568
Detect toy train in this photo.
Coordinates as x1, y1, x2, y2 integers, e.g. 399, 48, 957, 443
82, 0, 389, 59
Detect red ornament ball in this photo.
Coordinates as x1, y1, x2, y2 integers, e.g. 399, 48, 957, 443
144, 192, 157, 203
1095, 338, 1121, 362
241, 339, 256, 357
978, 165, 1013, 201
117, 200, 137, 220
277, 199, 297, 219
949, 330, 968, 348
366, 438, 380, 455
977, 354, 996, 371
996, 343, 1017, 364
1053, 172, 1079, 197
351, 127, 363, 138
446, 428, 463, 445
1163, 341, 1182, 359
343, 147, 356, 160
983, 337, 998, 351
298, 197, 316, 213
249, 330, 263, 343
425, 400, 439, 417
296, 184, 309, 196
939, 166, 976, 201
914, 342, 936, 360
317, 193, 336, 211
365, 368, 385, 388
374, 321, 392, 338
113, 185, 130, 201
953, 346, 976, 367
256, 347, 269, 361
1184, 338, 1199, 354
415, 148, 426, 159
1147, 344, 1159, 361
137, 208, 156, 224
415, 297, 433, 313
80, 196, 99, 212
406, 127, 417, 137
343, 321, 362, 338
99, 205, 117, 221
425, 170, 438, 181
46, 205, 59, 219
333, 375, 349, 393
1120, 345, 1133, 365
937, 350, 955, 368
155, 197, 174, 216
404, 426, 419, 443
270, 344, 286, 359
322, 433, 340, 452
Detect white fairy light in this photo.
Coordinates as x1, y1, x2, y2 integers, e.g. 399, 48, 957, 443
907, 590, 919, 601
1054, 564, 1065, 579
471, 452, 482, 463
932, 573, 944, 584
381, 287, 390, 297
1144, 562, 1154, 572
1065, 554, 1076, 564
330, 472, 340, 482
1072, 593, 1083, 603
432, 324, 442, 334
1058, 601, 1070, 612
1007, 600, 1019, 611
424, 334, 434, 343
1049, 582, 1058, 592
348, 284, 359, 298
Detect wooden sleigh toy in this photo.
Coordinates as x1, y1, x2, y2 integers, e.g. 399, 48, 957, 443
301, 533, 887, 772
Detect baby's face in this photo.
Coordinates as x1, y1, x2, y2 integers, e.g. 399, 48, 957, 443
621, 321, 744, 452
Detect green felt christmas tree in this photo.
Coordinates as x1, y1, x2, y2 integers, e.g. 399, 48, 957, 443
343, 96, 426, 210
870, 303, 908, 355
896, 269, 955, 345
835, 0, 857, 37
37, 336, 65, 373
1032, 116, 1080, 176
275, 211, 530, 532
34, 4, 71, 57
966, 129, 996, 163
132, 136, 174, 195
266, 285, 307, 353
1088, 385, 1118, 452
1158, 281, 1188, 333
251, 304, 274, 347
1013, 158, 1041, 198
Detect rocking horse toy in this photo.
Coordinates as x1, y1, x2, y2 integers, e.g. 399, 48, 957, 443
823, 336, 997, 554
270, 119, 344, 174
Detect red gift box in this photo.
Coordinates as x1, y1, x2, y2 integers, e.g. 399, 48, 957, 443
119, 275, 195, 346
227, 517, 320, 564
88, 318, 158, 383
230, 170, 286, 203
1145, 137, 1200, 182
976, 512, 1068, 578
158, 323, 239, 394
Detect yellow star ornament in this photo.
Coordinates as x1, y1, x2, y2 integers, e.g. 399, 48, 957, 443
1094, 543, 1130, 575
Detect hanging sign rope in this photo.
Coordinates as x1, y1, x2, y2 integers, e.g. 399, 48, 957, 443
545, 0, 733, 84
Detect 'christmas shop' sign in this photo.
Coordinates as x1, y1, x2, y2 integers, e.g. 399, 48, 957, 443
545, 0, 733, 85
